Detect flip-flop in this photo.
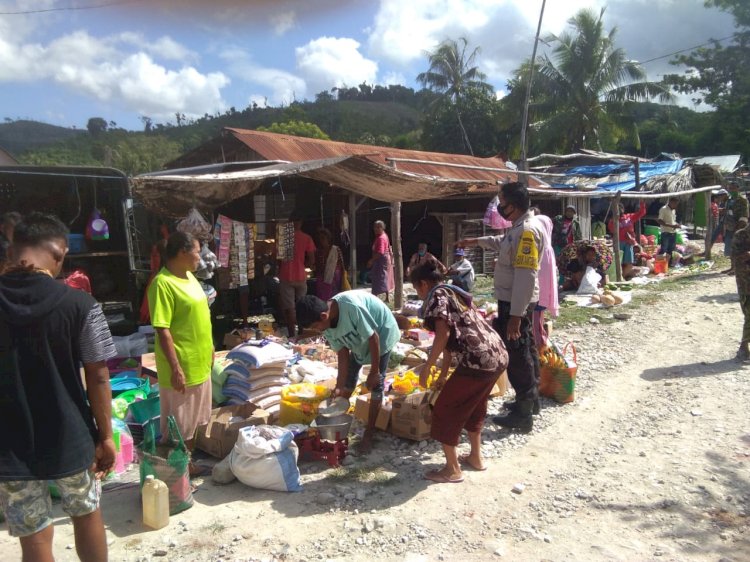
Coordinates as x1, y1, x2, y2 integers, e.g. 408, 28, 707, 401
424, 470, 464, 484
458, 454, 487, 472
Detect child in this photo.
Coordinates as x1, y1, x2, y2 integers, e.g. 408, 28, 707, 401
411, 262, 508, 483
296, 292, 400, 452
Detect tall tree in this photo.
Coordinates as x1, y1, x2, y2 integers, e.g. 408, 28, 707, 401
509, 8, 672, 153
664, 0, 750, 159
417, 37, 493, 155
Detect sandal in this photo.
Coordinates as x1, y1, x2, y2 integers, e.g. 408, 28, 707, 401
458, 454, 487, 472
424, 470, 464, 484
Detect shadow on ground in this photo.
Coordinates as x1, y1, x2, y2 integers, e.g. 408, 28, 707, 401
641, 359, 746, 381
696, 292, 739, 304
590, 446, 750, 560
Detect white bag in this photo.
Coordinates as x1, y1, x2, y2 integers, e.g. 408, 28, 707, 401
229, 425, 302, 492
577, 266, 601, 295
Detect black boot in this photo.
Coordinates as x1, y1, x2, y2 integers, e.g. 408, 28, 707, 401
503, 398, 540, 415
493, 399, 534, 431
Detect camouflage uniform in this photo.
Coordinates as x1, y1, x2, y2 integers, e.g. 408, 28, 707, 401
731, 225, 750, 342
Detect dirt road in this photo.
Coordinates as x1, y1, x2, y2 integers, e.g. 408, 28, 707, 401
2, 270, 749, 562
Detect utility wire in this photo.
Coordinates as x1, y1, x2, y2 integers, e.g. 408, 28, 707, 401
639, 33, 739, 65
0, 0, 142, 15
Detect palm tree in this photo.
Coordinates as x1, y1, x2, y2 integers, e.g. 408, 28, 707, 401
417, 37, 493, 155
523, 8, 673, 153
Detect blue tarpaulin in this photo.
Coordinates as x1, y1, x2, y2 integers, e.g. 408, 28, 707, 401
551, 160, 685, 192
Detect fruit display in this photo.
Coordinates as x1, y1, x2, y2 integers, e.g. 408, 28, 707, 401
391, 366, 450, 394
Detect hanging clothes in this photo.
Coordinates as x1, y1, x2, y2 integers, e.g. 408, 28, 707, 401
276, 222, 295, 262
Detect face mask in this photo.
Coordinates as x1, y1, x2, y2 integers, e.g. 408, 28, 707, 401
498, 203, 512, 219
418, 249, 426, 257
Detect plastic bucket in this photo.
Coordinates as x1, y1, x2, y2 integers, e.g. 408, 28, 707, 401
654, 256, 668, 274
110, 376, 149, 397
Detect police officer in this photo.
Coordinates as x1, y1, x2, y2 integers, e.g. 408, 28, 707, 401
457, 182, 544, 431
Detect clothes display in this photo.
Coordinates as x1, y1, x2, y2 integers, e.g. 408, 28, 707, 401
214, 215, 256, 289
276, 222, 296, 263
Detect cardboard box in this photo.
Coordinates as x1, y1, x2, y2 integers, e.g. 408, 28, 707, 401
194, 403, 270, 458
389, 391, 432, 441
354, 394, 391, 431
490, 370, 509, 398
223, 329, 253, 350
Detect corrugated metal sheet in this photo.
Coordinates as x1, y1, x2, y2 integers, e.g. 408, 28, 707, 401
225, 128, 540, 186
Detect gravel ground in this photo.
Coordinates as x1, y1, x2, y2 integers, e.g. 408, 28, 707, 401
2, 269, 749, 562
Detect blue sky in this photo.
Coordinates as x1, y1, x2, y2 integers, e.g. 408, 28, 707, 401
0, 0, 735, 131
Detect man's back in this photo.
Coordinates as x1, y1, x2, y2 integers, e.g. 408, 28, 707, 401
0, 271, 102, 480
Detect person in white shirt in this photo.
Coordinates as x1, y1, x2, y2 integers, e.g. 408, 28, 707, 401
658, 197, 682, 266
448, 248, 475, 291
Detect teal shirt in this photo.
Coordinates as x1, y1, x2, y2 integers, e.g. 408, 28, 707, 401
324, 291, 400, 364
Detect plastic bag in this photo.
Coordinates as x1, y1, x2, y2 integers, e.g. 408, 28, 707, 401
85, 208, 109, 241
577, 266, 601, 295
177, 208, 213, 242
539, 343, 577, 403
483, 196, 513, 230
279, 383, 330, 425
229, 425, 302, 492
138, 416, 193, 515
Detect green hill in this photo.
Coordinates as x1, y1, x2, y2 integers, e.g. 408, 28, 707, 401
10, 99, 424, 175
0, 120, 85, 156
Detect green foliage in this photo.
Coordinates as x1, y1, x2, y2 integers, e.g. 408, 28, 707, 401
418, 37, 494, 155
257, 120, 330, 140
0, 120, 84, 155
86, 117, 108, 136
663, 0, 750, 160
504, 8, 672, 154
421, 87, 501, 156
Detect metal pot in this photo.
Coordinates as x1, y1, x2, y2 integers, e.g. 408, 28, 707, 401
311, 414, 353, 441
317, 397, 350, 418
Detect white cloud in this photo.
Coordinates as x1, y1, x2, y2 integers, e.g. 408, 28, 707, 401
381, 71, 406, 86
270, 10, 297, 36
220, 47, 306, 104
0, 28, 228, 119
118, 33, 197, 62
295, 37, 378, 96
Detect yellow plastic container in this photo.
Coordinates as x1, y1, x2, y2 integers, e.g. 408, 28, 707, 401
142, 475, 169, 530
279, 383, 330, 426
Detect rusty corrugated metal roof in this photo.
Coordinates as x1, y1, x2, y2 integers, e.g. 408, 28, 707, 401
225, 127, 540, 186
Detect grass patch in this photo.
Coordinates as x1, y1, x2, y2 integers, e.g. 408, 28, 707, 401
202, 520, 227, 535
328, 465, 399, 486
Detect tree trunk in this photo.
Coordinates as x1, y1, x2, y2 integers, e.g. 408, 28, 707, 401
456, 110, 474, 156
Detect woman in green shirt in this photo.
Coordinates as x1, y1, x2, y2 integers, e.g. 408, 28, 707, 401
148, 232, 213, 475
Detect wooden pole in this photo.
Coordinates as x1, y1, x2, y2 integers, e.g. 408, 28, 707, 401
519, 0, 547, 182
391, 201, 404, 310
704, 191, 713, 259
348, 193, 358, 289
634, 159, 642, 241
613, 192, 623, 282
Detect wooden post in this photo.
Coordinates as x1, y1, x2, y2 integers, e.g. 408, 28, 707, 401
634, 159, 642, 241
348, 193, 358, 288
704, 191, 713, 259
391, 201, 404, 310
613, 192, 623, 282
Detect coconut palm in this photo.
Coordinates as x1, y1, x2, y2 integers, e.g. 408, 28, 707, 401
523, 8, 673, 153
417, 37, 493, 155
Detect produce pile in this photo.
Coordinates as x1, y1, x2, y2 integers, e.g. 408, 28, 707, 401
391, 366, 448, 395
590, 288, 624, 307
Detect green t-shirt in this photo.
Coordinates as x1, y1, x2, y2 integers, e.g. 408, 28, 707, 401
324, 291, 400, 365
148, 268, 213, 389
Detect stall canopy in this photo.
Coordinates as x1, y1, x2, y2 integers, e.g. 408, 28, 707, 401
132, 128, 546, 217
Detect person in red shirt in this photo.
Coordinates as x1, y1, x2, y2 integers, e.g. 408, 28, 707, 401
608, 201, 646, 277
278, 213, 316, 337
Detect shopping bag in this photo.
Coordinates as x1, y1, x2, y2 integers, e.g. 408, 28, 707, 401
577, 266, 601, 295
539, 343, 577, 404
138, 416, 194, 515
